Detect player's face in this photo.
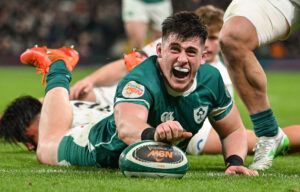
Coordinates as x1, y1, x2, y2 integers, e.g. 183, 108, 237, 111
204, 31, 220, 63
156, 34, 206, 92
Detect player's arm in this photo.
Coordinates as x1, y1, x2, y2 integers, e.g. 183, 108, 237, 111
70, 59, 127, 100
114, 102, 192, 145
114, 102, 150, 145
212, 105, 258, 176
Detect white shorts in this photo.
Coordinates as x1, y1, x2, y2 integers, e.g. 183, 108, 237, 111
122, 0, 172, 31
142, 38, 161, 56
186, 118, 212, 155
70, 100, 113, 128
224, 0, 300, 45
92, 85, 117, 107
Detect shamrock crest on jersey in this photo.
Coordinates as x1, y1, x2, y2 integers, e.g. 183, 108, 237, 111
193, 106, 208, 124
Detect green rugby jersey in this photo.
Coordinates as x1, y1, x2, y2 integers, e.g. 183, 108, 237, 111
115, 56, 233, 148
88, 55, 233, 166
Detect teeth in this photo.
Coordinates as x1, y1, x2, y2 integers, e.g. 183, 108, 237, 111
174, 66, 189, 73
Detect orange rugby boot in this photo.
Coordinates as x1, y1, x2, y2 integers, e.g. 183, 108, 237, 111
124, 51, 147, 71
20, 45, 79, 84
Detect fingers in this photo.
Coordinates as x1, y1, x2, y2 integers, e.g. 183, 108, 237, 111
225, 166, 259, 176
154, 121, 192, 142
70, 80, 93, 100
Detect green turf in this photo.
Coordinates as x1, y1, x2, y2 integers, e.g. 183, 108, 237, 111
0, 67, 300, 191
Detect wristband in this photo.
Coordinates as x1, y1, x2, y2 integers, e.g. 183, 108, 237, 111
141, 127, 156, 140
225, 155, 244, 168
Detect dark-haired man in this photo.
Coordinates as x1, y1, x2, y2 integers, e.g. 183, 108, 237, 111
17, 11, 257, 175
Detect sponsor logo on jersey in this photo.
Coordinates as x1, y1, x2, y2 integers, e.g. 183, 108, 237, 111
193, 106, 208, 124
161, 112, 174, 122
122, 81, 145, 98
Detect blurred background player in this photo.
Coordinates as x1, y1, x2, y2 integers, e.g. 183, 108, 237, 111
122, 0, 172, 50
219, 0, 300, 170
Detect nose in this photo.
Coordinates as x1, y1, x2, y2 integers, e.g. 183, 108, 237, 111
177, 52, 188, 63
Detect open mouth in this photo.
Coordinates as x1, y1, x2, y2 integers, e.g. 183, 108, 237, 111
172, 66, 190, 78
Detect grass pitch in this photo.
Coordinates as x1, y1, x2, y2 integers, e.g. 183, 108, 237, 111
0, 66, 300, 192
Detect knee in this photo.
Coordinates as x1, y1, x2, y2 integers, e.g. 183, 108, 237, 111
36, 141, 58, 165
36, 145, 48, 164
219, 27, 243, 54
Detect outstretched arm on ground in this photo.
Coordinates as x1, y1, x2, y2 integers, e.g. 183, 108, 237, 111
212, 105, 258, 176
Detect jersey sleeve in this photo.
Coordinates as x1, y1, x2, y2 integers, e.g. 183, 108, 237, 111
141, 38, 161, 56
114, 80, 153, 109
208, 74, 233, 122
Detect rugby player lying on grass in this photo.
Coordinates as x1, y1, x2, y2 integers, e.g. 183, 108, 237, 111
1, 12, 257, 175
1, 95, 299, 154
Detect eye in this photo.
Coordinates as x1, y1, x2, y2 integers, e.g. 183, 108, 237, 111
170, 46, 180, 53
186, 48, 197, 56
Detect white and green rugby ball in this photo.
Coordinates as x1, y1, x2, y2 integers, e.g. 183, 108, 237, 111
119, 140, 188, 178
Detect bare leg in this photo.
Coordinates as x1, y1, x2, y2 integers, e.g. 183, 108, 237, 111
202, 126, 300, 155
202, 128, 222, 154
220, 16, 289, 170
203, 128, 256, 155
124, 21, 148, 49
220, 17, 268, 114
282, 125, 300, 153
37, 87, 72, 165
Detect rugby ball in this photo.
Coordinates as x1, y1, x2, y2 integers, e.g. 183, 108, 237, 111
119, 140, 188, 178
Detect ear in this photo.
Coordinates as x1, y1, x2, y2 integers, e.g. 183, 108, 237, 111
201, 50, 208, 64
24, 142, 36, 151
156, 43, 162, 58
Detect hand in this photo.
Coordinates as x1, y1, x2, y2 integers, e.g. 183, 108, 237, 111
154, 120, 192, 144
225, 166, 259, 176
70, 77, 94, 100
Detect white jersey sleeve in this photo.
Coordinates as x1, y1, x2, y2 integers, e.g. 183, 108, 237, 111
141, 38, 161, 57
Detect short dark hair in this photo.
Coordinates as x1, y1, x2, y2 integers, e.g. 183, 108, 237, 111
0, 96, 41, 149
162, 11, 208, 46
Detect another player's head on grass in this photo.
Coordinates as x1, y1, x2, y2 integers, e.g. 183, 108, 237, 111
0, 96, 41, 151
157, 11, 207, 92
194, 5, 224, 63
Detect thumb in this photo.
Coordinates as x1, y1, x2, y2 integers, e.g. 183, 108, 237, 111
182, 131, 193, 139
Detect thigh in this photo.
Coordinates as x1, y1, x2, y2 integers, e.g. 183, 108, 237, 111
224, 0, 292, 45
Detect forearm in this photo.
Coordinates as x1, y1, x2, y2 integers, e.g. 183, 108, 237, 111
88, 59, 127, 87
221, 127, 247, 160
114, 103, 149, 145
117, 117, 151, 145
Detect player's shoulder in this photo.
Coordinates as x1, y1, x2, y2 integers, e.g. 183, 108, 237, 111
119, 56, 162, 92
125, 56, 159, 80
198, 63, 222, 79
